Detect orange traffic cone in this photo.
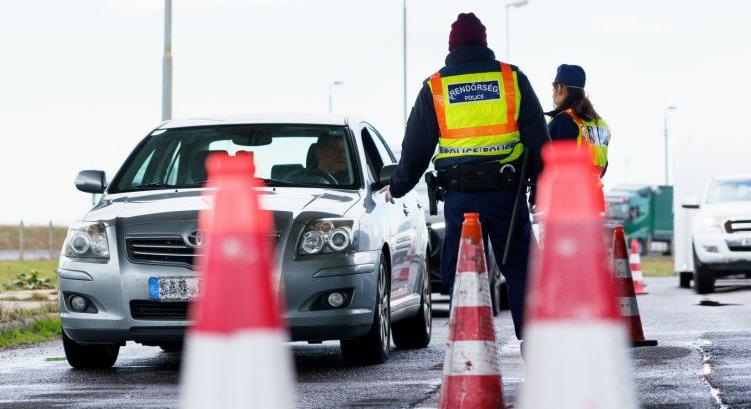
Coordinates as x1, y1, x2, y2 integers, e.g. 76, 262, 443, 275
180, 153, 295, 409
629, 239, 648, 295
438, 213, 505, 409
614, 227, 657, 347
518, 142, 637, 409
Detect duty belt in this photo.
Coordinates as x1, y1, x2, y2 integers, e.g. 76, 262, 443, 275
437, 162, 518, 192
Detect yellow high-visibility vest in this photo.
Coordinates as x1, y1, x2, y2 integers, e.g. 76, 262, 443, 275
428, 63, 523, 167
562, 108, 610, 175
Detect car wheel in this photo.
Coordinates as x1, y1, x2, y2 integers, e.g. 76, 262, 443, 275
693, 248, 715, 294
392, 256, 432, 349
490, 267, 502, 317
679, 271, 692, 288
341, 255, 390, 364
159, 342, 182, 353
62, 331, 120, 369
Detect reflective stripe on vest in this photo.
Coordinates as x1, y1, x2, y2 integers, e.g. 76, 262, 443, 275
563, 108, 610, 173
429, 63, 524, 166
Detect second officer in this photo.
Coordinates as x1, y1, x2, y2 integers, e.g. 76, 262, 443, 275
380, 12, 549, 340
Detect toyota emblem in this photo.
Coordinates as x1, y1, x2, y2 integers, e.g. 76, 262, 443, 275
186, 231, 205, 248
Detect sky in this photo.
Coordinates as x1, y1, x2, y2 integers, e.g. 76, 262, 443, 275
1, 0, 750, 225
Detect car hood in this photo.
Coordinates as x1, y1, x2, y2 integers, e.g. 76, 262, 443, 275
699, 202, 751, 219
85, 187, 361, 225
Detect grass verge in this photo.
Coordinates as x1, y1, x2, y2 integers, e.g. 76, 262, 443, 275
0, 316, 61, 349
0, 260, 58, 290
641, 255, 674, 277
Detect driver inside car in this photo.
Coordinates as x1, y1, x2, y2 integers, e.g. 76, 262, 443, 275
314, 134, 350, 184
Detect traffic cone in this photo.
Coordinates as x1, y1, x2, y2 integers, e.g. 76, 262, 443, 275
518, 141, 637, 409
180, 153, 295, 409
629, 239, 648, 294
438, 213, 504, 409
614, 227, 658, 347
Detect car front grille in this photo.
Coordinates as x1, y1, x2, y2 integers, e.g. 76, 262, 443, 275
725, 219, 751, 234
126, 237, 196, 268
130, 300, 189, 320
126, 235, 281, 268
726, 238, 751, 252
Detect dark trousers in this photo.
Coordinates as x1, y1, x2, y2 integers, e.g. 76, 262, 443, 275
440, 189, 534, 340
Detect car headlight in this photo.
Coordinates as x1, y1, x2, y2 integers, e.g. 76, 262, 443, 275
63, 222, 110, 259
299, 219, 353, 255
702, 215, 724, 228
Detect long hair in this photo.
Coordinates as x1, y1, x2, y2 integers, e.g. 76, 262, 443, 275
553, 83, 600, 121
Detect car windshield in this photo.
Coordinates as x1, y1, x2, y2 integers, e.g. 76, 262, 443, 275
605, 196, 630, 220
109, 124, 359, 193
706, 179, 751, 204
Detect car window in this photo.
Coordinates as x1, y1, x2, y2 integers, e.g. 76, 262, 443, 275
360, 127, 384, 180
366, 125, 396, 164
109, 125, 359, 193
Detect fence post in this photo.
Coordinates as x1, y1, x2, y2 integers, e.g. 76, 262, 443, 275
49, 221, 55, 260
19, 220, 25, 261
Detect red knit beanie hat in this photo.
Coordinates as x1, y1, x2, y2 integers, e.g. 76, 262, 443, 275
449, 13, 487, 52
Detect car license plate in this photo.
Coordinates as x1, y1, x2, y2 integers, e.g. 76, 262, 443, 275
149, 277, 199, 302
741, 238, 751, 246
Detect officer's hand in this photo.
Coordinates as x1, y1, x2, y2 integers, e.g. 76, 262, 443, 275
378, 185, 395, 204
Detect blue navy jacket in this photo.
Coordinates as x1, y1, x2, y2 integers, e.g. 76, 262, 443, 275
389, 45, 550, 199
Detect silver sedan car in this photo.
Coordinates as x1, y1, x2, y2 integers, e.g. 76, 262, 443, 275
60, 114, 432, 368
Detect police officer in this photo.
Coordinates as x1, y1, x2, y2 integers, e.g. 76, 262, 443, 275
379, 13, 549, 340
547, 64, 610, 178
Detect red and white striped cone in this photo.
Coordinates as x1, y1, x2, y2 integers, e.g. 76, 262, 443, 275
180, 153, 295, 409
518, 142, 637, 409
438, 213, 504, 409
629, 239, 648, 295
614, 227, 657, 347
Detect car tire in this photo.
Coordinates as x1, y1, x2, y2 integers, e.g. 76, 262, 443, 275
392, 257, 432, 349
490, 268, 502, 317
341, 255, 390, 365
679, 271, 692, 288
693, 248, 715, 294
159, 342, 182, 353
62, 331, 120, 369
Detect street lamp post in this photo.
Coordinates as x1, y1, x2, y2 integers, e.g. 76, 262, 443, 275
504, 0, 528, 61
663, 106, 677, 185
162, 0, 172, 121
402, 0, 407, 126
328, 81, 343, 114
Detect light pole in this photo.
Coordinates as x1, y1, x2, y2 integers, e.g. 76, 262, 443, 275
328, 81, 343, 114
162, 0, 172, 121
504, 0, 528, 61
663, 106, 677, 185
402, 0, 408, 126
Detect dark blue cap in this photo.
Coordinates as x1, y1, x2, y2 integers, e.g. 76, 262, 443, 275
555, 64, 586, 88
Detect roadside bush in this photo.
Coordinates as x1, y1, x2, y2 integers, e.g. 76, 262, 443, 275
3, 270, 54, 291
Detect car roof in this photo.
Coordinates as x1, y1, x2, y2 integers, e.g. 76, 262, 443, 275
158, 113, 352, 129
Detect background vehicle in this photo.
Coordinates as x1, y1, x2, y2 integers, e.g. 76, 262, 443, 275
60, 115, 431, 368
681, 175, 751, 293
673, 134, 750, 292
605, 184, 673, 254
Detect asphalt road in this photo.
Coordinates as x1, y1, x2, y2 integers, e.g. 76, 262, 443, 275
0, 277, 749, 408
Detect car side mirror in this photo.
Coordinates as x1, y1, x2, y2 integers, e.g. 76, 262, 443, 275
681, 195, 700, 209
75, 170, 107, 194
378, 164, 397, 188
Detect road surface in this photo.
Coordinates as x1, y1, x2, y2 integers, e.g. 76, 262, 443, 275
0, 277, 749, 408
